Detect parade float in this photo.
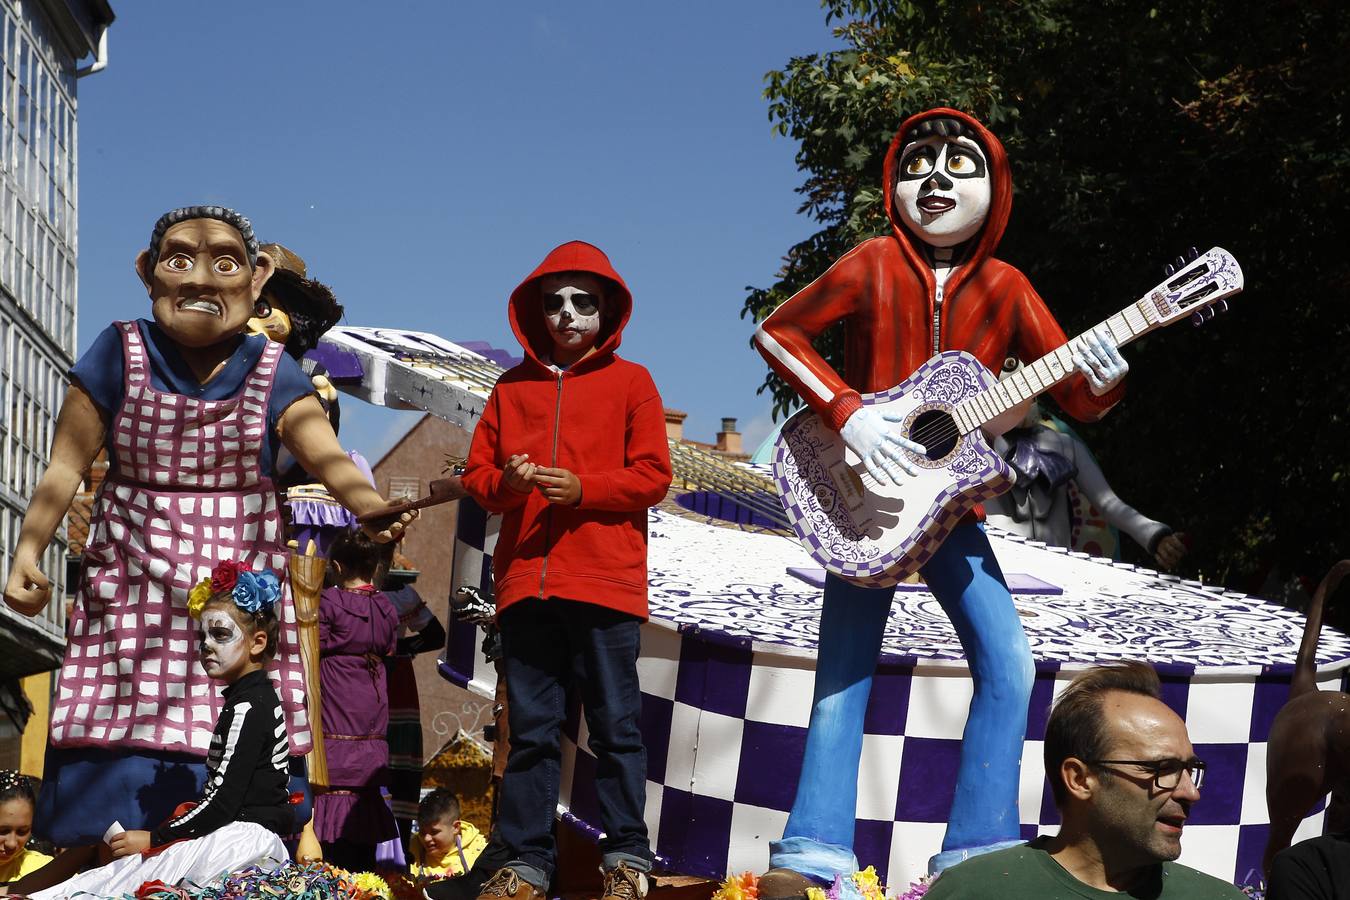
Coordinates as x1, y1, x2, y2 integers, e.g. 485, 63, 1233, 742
312, 323, 1350, 890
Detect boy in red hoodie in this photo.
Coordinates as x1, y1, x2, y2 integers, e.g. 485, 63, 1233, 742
462, 242, 673, 900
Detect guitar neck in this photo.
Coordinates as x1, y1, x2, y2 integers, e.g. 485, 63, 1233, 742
953, 301, 1158, 435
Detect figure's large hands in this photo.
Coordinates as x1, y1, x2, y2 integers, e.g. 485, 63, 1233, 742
359, 502, 419, 543
840, 407, 927, 487
3, 554, 50, 617
1154, 532, 1188, 571
1072, 325, 1128, 396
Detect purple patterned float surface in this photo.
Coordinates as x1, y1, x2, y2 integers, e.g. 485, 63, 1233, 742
444, 498, 1350, 887
645, 507, 1350, 674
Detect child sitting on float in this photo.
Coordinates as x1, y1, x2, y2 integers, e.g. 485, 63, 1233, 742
0, 771, 52, 889
410, 789, 487, 879
20, 562, 297, 898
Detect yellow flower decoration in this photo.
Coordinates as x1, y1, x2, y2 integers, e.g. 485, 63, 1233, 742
852, 866, 884, 900
187, 577, 213, 619
805, 887, 829, 900
712, 871, 759, 900
353, 871, 393, 899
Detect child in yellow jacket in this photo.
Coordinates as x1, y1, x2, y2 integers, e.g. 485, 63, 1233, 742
410, 790, 487, 878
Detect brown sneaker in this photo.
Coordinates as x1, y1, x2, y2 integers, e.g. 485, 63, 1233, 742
476, 868, 545, 900
601, 861, 650, 900
756, 868, 818, 900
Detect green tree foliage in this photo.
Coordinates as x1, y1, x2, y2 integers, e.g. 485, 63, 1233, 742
744, 0, 1350, 588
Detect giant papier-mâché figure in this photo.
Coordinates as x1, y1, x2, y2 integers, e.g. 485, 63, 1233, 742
1, 207, 411, 844
752, 108, 1130, 886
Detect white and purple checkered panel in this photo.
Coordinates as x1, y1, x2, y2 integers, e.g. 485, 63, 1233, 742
442, 505, 1350, 886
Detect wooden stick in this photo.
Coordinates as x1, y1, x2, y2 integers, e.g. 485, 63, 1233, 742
289, 549, 329, 789
356, 475, 467, 524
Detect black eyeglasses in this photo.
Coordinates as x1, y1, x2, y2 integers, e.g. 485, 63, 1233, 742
543, 292, 600, 316
1086, 757, 1206, 790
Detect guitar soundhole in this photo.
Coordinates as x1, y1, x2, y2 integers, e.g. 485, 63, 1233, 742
908, 409, 959, 460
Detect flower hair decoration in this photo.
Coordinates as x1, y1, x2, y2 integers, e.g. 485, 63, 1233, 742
188, 559, 282, 620
0, 769, 30, 794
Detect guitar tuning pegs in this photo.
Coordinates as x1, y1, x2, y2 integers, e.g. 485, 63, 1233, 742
1216, 299, 1228, 314
1186, 246, 1200, 262
1191, 311, 1205, 327
1165, 263, 1176, 276
1175, 255, 1187, 270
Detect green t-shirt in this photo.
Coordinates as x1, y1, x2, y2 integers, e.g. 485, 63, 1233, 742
923, 838, 1247, 900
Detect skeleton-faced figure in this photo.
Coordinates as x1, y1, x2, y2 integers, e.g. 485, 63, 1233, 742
986, 365, 1186, 571
753, 110, 1129, 887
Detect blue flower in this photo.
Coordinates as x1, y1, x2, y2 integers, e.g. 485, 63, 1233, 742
232, 569, 281, 615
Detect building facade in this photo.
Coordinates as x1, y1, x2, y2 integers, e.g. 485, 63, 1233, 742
0, 0, 111, 720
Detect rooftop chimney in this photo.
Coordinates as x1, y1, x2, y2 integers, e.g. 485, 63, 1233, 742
664, 408, 688, 442
716, 417, 742, 455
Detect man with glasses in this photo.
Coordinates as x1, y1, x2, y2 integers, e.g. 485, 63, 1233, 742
926, 661, 1245, 898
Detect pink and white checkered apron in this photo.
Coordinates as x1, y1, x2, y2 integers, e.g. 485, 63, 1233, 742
50, 322, 313, 756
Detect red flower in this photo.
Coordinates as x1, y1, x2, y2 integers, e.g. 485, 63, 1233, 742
210, 559, 243, 593
135, 880, 186, 899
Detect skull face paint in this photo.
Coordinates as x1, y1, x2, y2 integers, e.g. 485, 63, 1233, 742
199, 608, 249, 679
893, 135, 991, 248
539, 272, 606, 366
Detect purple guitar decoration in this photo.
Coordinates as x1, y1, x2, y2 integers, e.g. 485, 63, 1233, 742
772, 246, 1244, 587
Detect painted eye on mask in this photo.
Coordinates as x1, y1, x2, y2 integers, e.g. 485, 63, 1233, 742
945, 150, 986, 178
164, 254, 193, 272
902, 150, 936, 177
214, 257, 241, 275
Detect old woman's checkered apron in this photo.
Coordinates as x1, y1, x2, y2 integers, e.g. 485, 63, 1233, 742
50, 322, 312, 756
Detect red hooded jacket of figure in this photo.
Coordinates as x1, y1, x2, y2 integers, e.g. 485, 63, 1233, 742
462, 241, 673, 619
754, 107, 1123, 435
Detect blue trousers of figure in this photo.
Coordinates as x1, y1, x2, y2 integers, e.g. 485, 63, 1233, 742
769, 522, 1034, 879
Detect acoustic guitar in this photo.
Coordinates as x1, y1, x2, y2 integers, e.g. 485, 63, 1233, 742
771, 247, 1244, 588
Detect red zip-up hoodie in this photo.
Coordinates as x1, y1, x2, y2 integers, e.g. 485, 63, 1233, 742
462, 241, 673, 619
754, 107, 1124, 433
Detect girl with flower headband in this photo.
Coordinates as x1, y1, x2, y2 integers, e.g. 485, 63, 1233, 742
22, 561, 296, 899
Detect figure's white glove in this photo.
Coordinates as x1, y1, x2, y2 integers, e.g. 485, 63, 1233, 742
840, 406, 926, 486
1072, 324, 1128, 395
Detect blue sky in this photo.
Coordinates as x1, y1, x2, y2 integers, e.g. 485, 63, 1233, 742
76, 2, 842, 462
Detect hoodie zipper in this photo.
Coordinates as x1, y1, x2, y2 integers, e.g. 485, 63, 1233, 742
538, 370, 564, 598
931, 279, 946, 354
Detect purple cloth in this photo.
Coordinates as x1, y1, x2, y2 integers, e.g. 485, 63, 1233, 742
1003, 426, 1077, 489
285, 451, 373, 556
315, 586, 399, 844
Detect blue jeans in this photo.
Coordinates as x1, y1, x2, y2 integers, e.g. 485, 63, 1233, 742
771, 523, 1034, 879
496, 598, 654, 889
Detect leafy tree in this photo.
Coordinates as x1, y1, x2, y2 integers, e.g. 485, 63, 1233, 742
744, 0, 1350, 589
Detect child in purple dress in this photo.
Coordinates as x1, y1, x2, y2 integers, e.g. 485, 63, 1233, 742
314, 529, 400, 871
